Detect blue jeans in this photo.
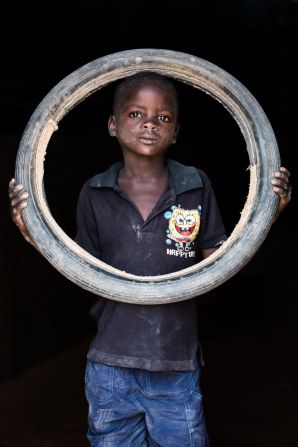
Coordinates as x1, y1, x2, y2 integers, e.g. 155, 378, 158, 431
85, 359, 210, 447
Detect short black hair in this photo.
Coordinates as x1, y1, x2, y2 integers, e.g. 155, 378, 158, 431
112, 71, 179, 119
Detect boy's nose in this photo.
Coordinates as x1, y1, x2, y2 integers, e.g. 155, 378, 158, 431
142, 116, 159, 129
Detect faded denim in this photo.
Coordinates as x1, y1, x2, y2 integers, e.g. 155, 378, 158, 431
85, 360, 210, 447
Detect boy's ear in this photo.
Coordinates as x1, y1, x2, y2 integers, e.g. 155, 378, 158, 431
108, 115, 117, 136
172, 124, 180, 144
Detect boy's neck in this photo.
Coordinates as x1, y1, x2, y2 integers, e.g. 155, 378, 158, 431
118, 154, 169, 221
121, 155, 167, 180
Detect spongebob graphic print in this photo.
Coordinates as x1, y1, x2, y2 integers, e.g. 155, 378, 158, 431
164, 205, 202, 258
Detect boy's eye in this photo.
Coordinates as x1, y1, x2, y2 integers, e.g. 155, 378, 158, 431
158, 115, 170, 122
129, 111, 142, 118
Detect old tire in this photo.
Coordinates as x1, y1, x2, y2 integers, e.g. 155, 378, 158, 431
15, 48, 280, 304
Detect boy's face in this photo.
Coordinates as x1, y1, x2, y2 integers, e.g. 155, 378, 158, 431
108, 83, 179, 159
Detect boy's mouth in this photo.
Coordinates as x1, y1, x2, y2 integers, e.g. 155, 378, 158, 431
139, 135, 158, 144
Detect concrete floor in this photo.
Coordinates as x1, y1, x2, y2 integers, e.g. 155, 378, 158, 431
0, 308, 297, 447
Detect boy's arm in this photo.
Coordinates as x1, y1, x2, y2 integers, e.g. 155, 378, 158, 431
8, 177, 101, 259
8, 178, 36, 248
271, 167, 291, 221
201, 167, 291, 259
8, 166, 291, 253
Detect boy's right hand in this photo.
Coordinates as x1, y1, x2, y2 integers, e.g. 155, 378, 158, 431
8, 178, 35, 246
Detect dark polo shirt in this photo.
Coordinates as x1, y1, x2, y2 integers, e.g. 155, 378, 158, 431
75, 159, 227, 371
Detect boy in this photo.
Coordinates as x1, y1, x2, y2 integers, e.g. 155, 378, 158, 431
9, 72, 291, 446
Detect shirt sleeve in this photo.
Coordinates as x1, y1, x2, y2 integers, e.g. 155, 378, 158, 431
74, 182, 102, 259
197, 170, 227, 249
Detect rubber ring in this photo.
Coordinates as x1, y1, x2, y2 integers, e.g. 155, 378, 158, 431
15, 49, 280, 304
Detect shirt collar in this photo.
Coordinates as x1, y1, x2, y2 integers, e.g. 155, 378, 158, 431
90, 161, 123, 188
89, 159, 203, 194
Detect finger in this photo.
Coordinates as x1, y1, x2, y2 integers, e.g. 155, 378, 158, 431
13, 210, 26, 224
11, 201, 28, 224
8, 179, 19, 193
271, 178, 289, 190
8, 184, 24, 198
10, 192, 29, 207
273, 171, 290, 184
11, 203, 28, 228
272, 186, 288, 196
11, 201, 28, 214
13, 215, 27, 234
272, 185, 292, 201
8, 178, 16, 188
279, 166, 290, 177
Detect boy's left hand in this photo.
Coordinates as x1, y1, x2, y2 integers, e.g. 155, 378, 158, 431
271, 167, 292, 220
